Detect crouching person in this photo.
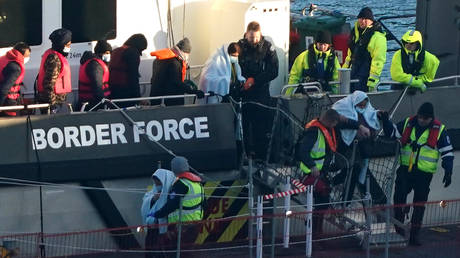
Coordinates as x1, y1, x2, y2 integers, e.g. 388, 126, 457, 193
296, 109, 340, 238
147, 156, 204, 257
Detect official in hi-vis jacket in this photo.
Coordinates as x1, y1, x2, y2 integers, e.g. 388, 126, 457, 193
382, 102, 454, 246
390, 30, 440, 93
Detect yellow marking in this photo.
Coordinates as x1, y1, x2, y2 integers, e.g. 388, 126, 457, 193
429, 227, 449, 233
194, 180, 246, 245
217, 200, 249, 243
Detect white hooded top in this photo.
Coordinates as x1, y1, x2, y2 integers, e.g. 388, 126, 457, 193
332, 91, 381, 146
140, 169, 176, 233
198, 44, 245, 103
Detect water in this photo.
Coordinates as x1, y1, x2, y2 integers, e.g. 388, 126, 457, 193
291, 0, 417, 81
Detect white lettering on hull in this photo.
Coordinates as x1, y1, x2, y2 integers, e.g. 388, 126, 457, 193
31, 117, 210, 150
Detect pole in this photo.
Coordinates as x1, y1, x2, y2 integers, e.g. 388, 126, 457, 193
365, 175, 371, 258
283, 177, 291, 248
248, 157, 254, 258
176, 198, 183, 258
271, 194, 276, 258
256, 196, 263, 258
305, 185, 313, 258
338, 68, 351, 94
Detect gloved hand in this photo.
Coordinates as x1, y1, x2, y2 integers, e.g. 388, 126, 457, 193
194, 90, 205, 99
377, 110, 389, 121
243, 77, 255, 91
184, 79, 198, 91
413, 83, 427, 93
443, 171, 452, 188
367, 76, 380, 92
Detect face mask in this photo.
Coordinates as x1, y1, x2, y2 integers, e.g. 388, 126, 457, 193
230, 56, 238, 64
63, 47, 71, 53
356, 107, 366, 114
102, 54, 111, 63
24, 57, 30, 64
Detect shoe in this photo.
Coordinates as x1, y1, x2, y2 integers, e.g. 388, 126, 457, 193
409, 226, 422, 246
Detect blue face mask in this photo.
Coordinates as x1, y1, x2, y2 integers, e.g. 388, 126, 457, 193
356, 107, 366, 114
230, 56, 239, 64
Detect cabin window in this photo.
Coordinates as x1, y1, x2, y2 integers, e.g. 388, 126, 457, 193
0, 0, 42, 47
62, 0, 116, 43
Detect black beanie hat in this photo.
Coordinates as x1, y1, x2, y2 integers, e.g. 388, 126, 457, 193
94, 40, 112, 54
417, 102, 434, 118
316, 31, 332, 44
49, 28, 72, 47
176, 38, 192, 53
357, 7, 374, 21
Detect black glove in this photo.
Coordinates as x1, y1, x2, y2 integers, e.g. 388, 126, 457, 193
184, 79, 198, 91
294, 84, 305, 94
194, 90, 205, 99
443, 171, 452, 188
377, 110, 389, 121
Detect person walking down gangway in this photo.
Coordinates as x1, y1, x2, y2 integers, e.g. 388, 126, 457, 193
382, 102, 454, 246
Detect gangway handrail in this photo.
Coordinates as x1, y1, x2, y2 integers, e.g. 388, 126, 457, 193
281, 82, 322, 96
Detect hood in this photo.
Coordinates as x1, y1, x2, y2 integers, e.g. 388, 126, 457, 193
6, 49, 24, 63
401, 30, 423, 54
80, 51, 96, 64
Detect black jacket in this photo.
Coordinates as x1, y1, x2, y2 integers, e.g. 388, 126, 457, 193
238, 37, 279, 102
150, 56, 195, 106
0, 62, 21, 106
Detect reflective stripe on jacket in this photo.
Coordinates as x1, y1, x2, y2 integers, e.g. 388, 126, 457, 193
300, 119, 337, 174
168, 178, 203, 223
400, 117, 445, 173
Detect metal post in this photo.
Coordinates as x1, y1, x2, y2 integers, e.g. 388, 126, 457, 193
338, 68, 351, 94
344, 140, 358, 206
256, 196, 263, 258
176, 198, 183, 258
271, 194, 276, 258
306, 185, 313, 258
248, 158, 254, 258
364, 175, 371, 258
283, 177, 291, 248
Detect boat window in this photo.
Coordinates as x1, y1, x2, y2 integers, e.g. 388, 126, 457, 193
62, 0, 116, 43
0, 0, 42, 47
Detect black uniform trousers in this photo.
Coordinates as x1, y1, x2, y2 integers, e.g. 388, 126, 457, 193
393, 166, 433, 227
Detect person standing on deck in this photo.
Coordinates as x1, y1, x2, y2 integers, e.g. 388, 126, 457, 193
390, 30, 440, 93
238, 21, 279, 160
0, 42, 31, 116
342, 7, 387, 93
287, 30, 340, 95
36, 28, 73, 113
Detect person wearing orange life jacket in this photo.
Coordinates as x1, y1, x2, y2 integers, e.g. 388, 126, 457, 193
0, 42, 31, 116
150, 38, 205, 106
36, 28, 72, 113
295, 109, 340, 238
381, 102, 454, 246
109, 34, 147, 108
78, 40, 112, 110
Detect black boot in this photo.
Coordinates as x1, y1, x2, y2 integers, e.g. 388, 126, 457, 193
394, 225, 405, 237
409, 225, 422, 246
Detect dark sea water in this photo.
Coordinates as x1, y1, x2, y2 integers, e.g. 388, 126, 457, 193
291, 0, 417, 80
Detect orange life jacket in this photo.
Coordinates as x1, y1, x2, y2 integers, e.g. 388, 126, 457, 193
150, 48, 186, 82
0, 49, 25, 116
37, 49, 72, 94
401, 116, 441, 148
78, 58, 110, 101
305, 119, 337, 152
